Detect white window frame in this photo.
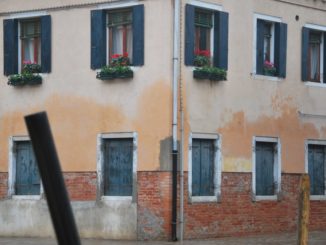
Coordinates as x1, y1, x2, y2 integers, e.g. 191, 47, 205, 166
252, 13, 282, 78
252, 136, 281, 201
8, 136, 43, 199
188, 133, 221, 203
304, 23, 325, 86
305, 139, 326, 200
97, 0, 141, 66
190, 0, 223, 68
9, 11, 47, 73
97, 132, 137, 203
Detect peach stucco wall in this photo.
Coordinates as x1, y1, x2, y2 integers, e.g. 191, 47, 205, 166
1, 0, 326, 173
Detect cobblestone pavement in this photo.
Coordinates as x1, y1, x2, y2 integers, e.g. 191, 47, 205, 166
0, 232, 325, 245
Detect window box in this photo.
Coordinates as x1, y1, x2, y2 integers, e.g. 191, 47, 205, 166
96, 54, 134, 80
3, 15, 52, 76
193, 67, 226, 81
8, 73, 42, 86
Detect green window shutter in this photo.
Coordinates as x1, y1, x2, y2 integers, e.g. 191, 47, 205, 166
185, 4, 195, 66
3, 19, 18, 75
256, 19, 265, 75
213, 11, 228, 69
90, 10, 106, 69
301, 27, 310, 81
132, 5, 144, 66
274, 22, 287, 78
41, 15, 52, 73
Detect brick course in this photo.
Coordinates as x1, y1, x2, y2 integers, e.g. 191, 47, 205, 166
0, 172, 8, 199
137, 171, 172, 240
63, 172, 97, 201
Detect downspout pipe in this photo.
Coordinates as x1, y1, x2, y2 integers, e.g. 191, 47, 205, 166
172, 0, 180, 241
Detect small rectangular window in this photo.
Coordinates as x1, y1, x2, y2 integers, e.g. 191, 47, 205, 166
255, 142, 276, 196
255, 16, 287, 78
194, 9, 212, 53
14, 141, 40, 195
20, 19, 41, 71
103, 138, 133, 196
308, 144, 326, 195
192, 138, 215, 196
107, 10, 133, 64
308, 32, 322, 82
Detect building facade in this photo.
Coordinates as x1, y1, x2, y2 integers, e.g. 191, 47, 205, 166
0, 0, 326, 240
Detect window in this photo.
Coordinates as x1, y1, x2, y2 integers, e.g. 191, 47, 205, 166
3, 15, 52, 75
252, 137, 281, 200
302, 26, 325, 83
307, 144, 326, 196
194, 10, 212, 53
255, 15, 287, 78
8, 137, 41, 196
91, 5, 144, 69
185, 3, 228, 70
188, 133, 221, 202
20, 19, 41, 71
107, 10, 133, 63
97, 133, 137, 199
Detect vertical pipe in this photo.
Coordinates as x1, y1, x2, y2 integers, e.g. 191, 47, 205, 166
24, 112, 81, 245
179, 110, 184, 241
172, 0, 180, 241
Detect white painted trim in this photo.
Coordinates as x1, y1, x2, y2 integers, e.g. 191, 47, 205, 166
101, 132, 135, 139
101, 196, 132, 202
8, 136, 43, 198
252, 136, 281, 201
254, 13, 282, 23
304, 82, 326, 88
188, 132, 221, 203
252, 74, 283, 82
255, 195, 278, 201
305, 140, 326, 198
97, 132, 138, 200
304, 23, 326, 32
310, 195, 326, 201
188, 0, 223, 11
97, 0, 140, 10
9, 11, 48, 19
252, 13, 281, 75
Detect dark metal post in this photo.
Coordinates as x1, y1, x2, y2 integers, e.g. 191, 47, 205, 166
25, 112, 81, 245
172, 149, 178, 241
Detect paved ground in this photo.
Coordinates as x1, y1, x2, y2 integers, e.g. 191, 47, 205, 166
0, 232, 325, 245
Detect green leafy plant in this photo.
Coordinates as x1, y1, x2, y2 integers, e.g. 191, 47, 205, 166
263, 60, 276, 76
193, 50, 227, 81
96, 53, 133, 80
7, 60, 42, 86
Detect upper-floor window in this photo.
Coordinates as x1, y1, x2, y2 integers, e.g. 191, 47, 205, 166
255, 15, 287, 78
302, 26, 325, 84
185, 4, 228, 70
91, 5, 144, 70
20, 19, 41, 71
3, 15, 52, 75
107, 9, 133, 63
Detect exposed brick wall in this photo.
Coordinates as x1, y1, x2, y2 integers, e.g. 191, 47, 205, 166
137, 171, 172, 240
63, 172, 97, 201
0, 172, 8, 199
184, 173, 301, 239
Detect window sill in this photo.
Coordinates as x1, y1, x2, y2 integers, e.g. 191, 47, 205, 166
254, 195, 278, 201
11, 195, 42, 200
252, 74, 283, 82
310, 195, 326, 201
190, 195, 219, 203
101, 196, 132, 203
304, 82, 326, 88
